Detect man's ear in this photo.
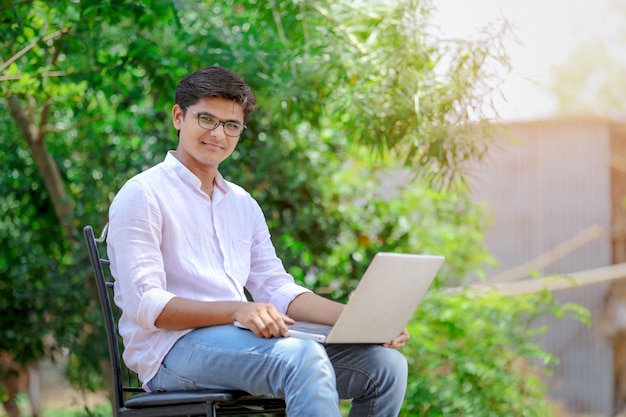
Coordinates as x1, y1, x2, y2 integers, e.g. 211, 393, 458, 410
172, 104, 184, 129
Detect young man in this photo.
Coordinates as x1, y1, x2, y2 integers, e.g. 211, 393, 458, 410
107, 65, 409, 417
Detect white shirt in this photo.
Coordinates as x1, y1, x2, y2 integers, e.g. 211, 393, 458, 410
107, 152, 311, 387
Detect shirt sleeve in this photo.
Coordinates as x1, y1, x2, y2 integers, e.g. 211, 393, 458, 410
107, 179, 176, 331
243, 199, 312, 313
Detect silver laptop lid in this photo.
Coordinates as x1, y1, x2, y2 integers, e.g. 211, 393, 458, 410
326, 253, 444, 344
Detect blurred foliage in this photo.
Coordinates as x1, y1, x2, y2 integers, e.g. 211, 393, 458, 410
549, 0, 626, 116
403, 288, 589, 416
306, 152, 496, 299
0, 0, 581, 415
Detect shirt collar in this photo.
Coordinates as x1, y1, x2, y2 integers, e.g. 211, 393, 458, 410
164, 151, 229, 195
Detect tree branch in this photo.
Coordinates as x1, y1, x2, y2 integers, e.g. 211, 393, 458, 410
7, 95, 76, 243
0, 27, 70, 73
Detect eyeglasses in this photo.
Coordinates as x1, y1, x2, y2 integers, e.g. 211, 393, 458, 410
187, 109, 246, 137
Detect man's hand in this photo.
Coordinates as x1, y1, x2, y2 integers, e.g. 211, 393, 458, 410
382, 328, 410, 349
235, 302, 295, 338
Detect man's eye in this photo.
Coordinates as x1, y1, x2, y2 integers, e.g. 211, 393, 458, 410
200, 115, 218, 125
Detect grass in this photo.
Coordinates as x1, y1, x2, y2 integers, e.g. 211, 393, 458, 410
45, 404, 111, 417
0, 394, 111, 417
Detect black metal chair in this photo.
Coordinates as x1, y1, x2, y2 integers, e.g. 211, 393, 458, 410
83, 224, 287, 417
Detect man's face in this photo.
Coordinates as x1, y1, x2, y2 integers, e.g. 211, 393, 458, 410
172, 96, 245, 175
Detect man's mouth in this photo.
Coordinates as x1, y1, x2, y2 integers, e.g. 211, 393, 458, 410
202, 140, 223, 149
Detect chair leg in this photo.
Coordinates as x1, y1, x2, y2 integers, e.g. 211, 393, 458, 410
208, 402, 217, 417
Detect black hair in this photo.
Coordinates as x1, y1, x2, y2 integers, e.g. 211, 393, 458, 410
175, 66, 257, 122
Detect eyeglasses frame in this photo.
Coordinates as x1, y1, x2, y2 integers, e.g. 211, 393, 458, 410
187, 109, 247, 137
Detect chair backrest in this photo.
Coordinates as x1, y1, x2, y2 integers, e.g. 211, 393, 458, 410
83, 224, 142, 412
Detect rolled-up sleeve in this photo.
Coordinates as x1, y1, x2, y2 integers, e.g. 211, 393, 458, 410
268, 282, 312, 314
136, 288, 176, 330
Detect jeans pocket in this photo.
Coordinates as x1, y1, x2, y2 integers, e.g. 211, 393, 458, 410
148, 363, 200, 391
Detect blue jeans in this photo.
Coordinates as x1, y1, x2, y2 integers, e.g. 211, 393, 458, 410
146, 325, 408, 417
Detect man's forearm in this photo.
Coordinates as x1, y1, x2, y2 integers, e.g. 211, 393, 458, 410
154, 298, 245, 330
286, 292, 344, 325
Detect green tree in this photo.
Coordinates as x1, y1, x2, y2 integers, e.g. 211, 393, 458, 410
0, 0, 183, 393
0, 0, 570, 415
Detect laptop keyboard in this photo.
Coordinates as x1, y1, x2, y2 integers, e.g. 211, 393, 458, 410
289, 322, 333, 336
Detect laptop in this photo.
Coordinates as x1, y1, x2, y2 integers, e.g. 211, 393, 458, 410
235, 252, 444, 344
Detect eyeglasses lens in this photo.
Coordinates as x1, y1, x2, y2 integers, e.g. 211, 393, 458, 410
198, 115, 243, 136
